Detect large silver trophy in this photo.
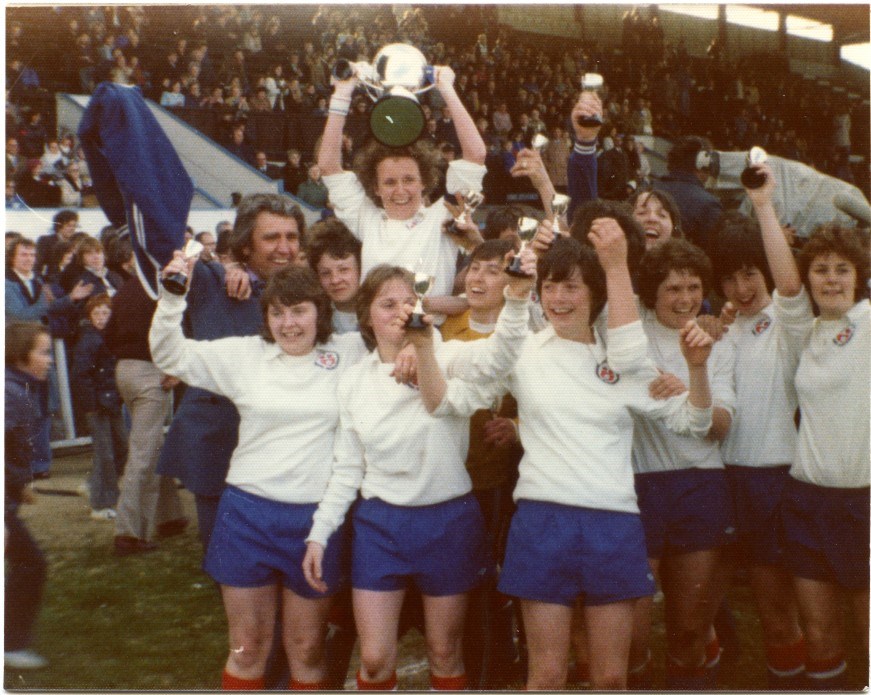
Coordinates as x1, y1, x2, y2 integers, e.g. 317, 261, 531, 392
334, 44, 436, 148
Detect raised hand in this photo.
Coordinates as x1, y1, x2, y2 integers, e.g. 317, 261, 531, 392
571, 91, 603, 142
587, 217, 628, 272
679, 319, 714, 367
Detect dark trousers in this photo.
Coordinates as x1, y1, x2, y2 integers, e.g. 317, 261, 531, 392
5, 511, 47, 652
86, 410, 128, 509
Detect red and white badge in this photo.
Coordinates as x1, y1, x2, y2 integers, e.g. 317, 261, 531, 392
314, 350, 339, 369
595, 361, 620, 384
752, 316, 772, 336
833, 322, 855, 347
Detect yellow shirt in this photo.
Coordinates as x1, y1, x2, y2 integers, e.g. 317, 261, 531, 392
440, 311, 523, 490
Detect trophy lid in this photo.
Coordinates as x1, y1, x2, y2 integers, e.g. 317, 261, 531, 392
373, 44, 429, 91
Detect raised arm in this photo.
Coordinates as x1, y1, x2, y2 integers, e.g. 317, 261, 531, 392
567, 91, 602, 223
436, 66, 485, 165
588, 217, 637, 331
747, 163, 802, 297
318, 75, 358, 176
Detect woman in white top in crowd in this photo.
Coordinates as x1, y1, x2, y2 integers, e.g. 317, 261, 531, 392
630, 238, 737, 690
318, 67, 486, 312
751, 161, 869, 689
302, 252, 535, 691
708, 209, 805, 689
150, 262, 368, 691
449, 223, 716, 690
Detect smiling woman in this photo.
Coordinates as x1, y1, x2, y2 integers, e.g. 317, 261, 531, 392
316, 63, 487, 309
149, 262, 368, 690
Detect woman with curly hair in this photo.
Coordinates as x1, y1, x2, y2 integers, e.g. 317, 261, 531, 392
751, 161, 869, 689
318, 64, 486, 317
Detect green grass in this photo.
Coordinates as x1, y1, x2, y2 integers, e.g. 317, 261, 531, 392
6, 452, 868, 690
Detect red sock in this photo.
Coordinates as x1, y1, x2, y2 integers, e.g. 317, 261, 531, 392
766, 636, 806, 675
221, 669, 265, 690
288, 678, 330, 690
430, 672, 468, 690
806, 653, 847, 681
357, 670, 398, 690
705, 635, 722, 668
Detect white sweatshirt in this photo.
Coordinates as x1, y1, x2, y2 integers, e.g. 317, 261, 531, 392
774, 289, 870, 488
438, 321, 712, 514
306, 292, 529, 546
720, 305, 799, 467
149, 291, 367, 503
632, 308, 736, 475
323, 159, 486, 302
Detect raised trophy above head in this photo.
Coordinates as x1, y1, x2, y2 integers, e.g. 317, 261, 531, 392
551, 193, 571, 239
334, 44, 436, 148
505, 217, 539, 277
162, 239, 204, 295
740, 146, 768, 189
578, 73, 604, 128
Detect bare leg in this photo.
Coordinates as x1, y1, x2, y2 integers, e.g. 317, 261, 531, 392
221, 584, 279, 679
422, 593, 469, 677
353, 588, 405, 683
661, 549, 722, 667
585, 599, 636, 689
520, 599, 573, 690
281, 588, 333, 684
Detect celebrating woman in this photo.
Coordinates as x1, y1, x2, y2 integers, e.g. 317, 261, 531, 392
318, 64, 486, 313
709, 209, 805, 688
150, 261, 367, 691
630, 238, 737, 690
751, 162, 869, 689
303, 252, 534, 691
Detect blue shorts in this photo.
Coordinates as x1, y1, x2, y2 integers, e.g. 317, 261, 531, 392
498, 500, 655, 607
725, 464, 790, 567
781, 477, 870, 590
352, 494, 491, 596
204, 486, 347, 597
635, 468, 735, 558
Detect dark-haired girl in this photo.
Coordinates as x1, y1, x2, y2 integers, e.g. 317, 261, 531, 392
631, 238, 737, 689
150, 260, 367, 691
460, 226, 716, 690
709, 209, 806, 688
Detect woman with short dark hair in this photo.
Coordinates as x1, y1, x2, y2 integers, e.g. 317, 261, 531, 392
150, 261, 367, 690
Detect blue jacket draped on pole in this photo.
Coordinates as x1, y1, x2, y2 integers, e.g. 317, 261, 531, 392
78, 82, 193, 298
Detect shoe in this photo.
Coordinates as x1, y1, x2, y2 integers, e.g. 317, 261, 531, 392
77, 481, 90, 497
5, 650, 48, 670
113, 535, 158, 556
90, 508, 117, 521
32, 471, 50, 480
156, 517, 189, 538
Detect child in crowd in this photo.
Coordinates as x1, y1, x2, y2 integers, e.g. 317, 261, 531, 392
72, 295, 128, 520
5, 322, 51, 670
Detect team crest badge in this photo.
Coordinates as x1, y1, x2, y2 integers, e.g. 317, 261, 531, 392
595, 361, 620, 384
752, 316, 772, 336
314, 350, 339, 369
833, 322, 855, 347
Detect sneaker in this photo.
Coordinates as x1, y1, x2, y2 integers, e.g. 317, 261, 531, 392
90, 508, 117, 521
156, 517, 189, 538
5, 650, 48, 670
113, 535, 158, 556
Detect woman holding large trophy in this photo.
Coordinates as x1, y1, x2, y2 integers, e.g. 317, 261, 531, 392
317, 44, 487, 311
